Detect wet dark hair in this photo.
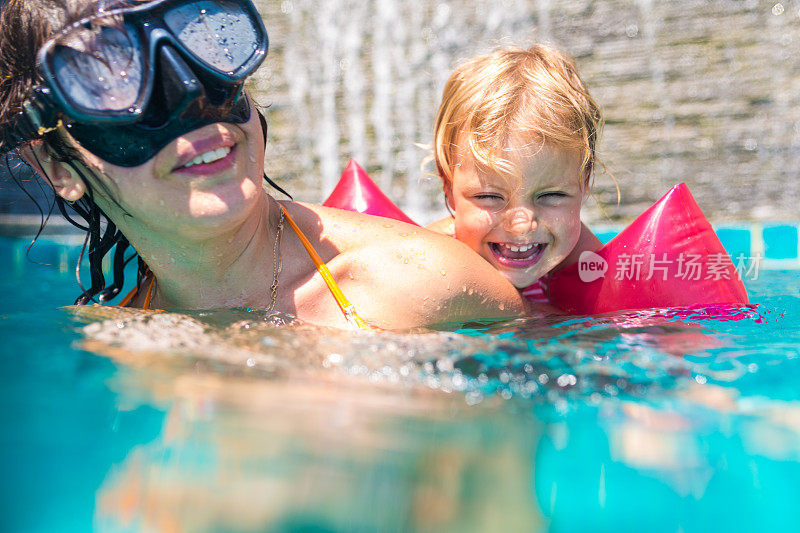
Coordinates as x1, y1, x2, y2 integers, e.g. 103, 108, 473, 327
0, 0, 134, 303
0, 0, 288, 304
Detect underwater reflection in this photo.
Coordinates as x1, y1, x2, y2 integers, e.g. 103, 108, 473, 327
77, 309, 543, 532
71, 303, 800, 532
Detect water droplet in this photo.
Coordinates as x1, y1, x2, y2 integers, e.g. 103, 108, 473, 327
556, 374, 577, 387
465, 391, 483, 405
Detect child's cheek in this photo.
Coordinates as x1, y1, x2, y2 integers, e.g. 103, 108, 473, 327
559, 208, 583, 252
453, 208, 494, 254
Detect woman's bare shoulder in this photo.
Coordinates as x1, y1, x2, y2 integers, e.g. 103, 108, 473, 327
284, 202, 524, 327
335, 223, 525, 327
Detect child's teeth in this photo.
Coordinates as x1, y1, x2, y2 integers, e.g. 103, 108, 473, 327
507, 244, 533, 252
184, 146, 231, 167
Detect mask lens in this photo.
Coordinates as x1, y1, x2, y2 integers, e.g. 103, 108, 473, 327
51, 21, 144, 112
163, 0, 259, 74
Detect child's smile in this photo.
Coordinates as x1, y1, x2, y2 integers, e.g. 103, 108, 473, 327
489, 241, 547, 268
447, 140, 585, 289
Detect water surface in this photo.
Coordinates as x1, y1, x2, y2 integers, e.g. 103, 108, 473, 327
2, 236, 799, 532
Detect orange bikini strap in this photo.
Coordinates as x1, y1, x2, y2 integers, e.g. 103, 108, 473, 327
142, 274, 155, 310
118, 284, 138, 307
279, 205, 369, 330
117, 269, 155, 310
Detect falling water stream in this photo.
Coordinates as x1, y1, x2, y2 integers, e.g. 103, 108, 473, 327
254, 0, 800, 224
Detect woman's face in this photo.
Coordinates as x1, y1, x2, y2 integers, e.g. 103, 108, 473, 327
72, 98, 266, 241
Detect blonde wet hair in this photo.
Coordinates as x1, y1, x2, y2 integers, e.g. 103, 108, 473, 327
433, 44, 603, 192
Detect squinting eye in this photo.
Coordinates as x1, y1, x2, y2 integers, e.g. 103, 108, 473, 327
537, 192, 568, 204
473, 193, 505, 201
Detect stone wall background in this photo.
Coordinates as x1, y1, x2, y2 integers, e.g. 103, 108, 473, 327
252, 0, 800, 224
3, 0, 800, 226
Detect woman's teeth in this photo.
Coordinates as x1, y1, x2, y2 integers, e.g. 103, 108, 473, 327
184, 146, 231, 168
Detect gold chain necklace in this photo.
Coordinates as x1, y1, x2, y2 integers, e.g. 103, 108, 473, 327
265, 207, 285, 314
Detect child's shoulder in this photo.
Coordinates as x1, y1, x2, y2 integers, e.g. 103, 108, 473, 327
425, 216, 455, 238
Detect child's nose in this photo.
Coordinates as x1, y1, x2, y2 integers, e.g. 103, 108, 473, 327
502, 206, 537, 235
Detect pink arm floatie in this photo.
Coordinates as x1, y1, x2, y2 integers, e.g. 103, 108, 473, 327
322, 161, 749, 314
547, 183, 748, 313
322, 159, 418, 225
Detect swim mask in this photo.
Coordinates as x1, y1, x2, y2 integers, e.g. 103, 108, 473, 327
0, 0, 268, 166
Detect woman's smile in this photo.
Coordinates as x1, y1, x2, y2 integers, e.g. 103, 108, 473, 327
173, 145, 236, 175
167, 126, 241, 179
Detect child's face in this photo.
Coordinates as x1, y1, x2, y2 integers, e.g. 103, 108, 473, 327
446, 140, 585, 289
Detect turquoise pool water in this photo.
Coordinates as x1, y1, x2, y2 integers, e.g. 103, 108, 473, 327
2, 235, 800, 532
